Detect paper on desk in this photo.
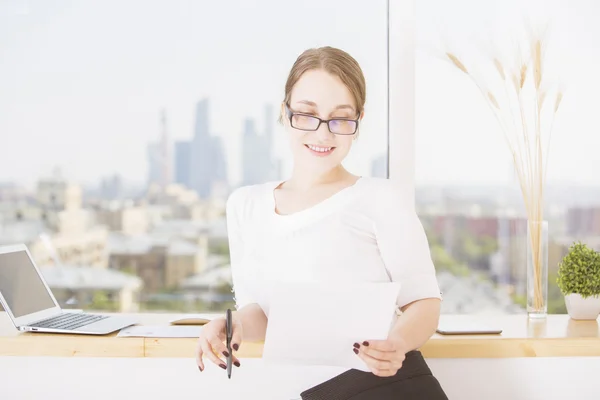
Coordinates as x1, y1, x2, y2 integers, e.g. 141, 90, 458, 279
117, 325, 203, 338
262, 281, 401, 372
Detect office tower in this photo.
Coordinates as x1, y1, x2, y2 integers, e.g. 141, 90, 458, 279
241, 118, 261, 186
99, 174, 124, 200
265, 103, 273, 143
147, 142, 161, 186
210, 137, 228, 183
175, 141, 192, 189
241, 104, 278, 186
188, 99, 228, 198
147, 109, 172, 189
159, 109, 171, 187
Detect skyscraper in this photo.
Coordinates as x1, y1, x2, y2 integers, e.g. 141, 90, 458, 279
241, 104, 278, 186
159, 109, 171, 187
187, 98, 228, 198
175, 141, 191, 188
147, 109, 172, 189
265, 103, 273, 143
147, 142, 161, 186
242, 118, 261, 186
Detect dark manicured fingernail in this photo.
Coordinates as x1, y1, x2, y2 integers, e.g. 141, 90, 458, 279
198, 366, 203, 372
362, 341, 369, 346
353, 342, 360, 349
223, 351, 230, 357
219, 363, 227, 370
233, 343, 239, 351
234, 361, 240, 367
353, 348, 359, 354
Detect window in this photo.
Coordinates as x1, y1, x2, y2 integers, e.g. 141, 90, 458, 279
0, 0, 390, 313
415, 0, 600, 314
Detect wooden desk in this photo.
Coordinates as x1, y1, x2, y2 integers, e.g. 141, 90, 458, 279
1, 312, 599, 359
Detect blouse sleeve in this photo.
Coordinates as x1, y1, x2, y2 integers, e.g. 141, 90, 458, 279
226, 187, 258, 311
372, 181, 442, 309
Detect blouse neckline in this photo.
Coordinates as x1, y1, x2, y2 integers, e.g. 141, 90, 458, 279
267, 176, 365, 227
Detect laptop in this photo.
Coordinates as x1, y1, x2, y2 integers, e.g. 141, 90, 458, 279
0, 243, 138, 335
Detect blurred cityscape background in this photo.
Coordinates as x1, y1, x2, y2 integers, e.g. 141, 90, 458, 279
1, 0, 599, 315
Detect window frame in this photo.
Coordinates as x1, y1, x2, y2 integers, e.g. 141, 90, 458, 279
387, 0, 416, 206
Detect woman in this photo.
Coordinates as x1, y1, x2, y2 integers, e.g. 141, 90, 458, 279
196, 46, 448, 399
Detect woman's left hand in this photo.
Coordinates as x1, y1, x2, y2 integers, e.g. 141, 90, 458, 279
353, 336, 409, 377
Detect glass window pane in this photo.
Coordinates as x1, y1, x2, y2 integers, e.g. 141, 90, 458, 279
416, 0, 600, 315
0, 0, 389, 313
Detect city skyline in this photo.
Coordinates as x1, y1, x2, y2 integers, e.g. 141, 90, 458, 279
0, 0, 389, 189
1, 0, 599, 190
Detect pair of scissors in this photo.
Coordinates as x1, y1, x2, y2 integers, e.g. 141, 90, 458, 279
225, 308, 232, 379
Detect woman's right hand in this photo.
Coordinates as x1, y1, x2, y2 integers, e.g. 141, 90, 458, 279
195, 315, 243, 372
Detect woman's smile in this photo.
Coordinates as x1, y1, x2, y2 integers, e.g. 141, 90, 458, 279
305, 144, 336, 156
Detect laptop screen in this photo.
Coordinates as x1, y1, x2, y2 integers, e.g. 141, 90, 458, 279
0, 250, 56, 318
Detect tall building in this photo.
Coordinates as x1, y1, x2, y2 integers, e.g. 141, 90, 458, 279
147, 109, 172, 189
186, 99, 228, 198
159, 109, 171, 187
147, 142, 161, 187
29, 174, 109, 269
210, 136, 228, 184
242, 118, 261, 185
99, 174, 124, 200
264, 103, 273, 142
241, 104, 278, 186
175, 141, 192, 188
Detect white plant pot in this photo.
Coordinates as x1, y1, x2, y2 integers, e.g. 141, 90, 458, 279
565, 293, 600, 320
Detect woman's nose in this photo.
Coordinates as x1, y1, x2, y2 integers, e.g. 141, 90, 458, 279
314, 121, 333, 141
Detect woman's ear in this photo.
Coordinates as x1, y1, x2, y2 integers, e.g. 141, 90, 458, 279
354, 110, 363, 140
278, 102, 286, 125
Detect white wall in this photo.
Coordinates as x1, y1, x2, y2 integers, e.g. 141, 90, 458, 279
428, 358, 600, 400
1, 357, 598, 400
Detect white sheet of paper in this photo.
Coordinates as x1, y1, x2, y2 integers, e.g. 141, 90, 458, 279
262, 281, 401, 372
117, 325, 203, 338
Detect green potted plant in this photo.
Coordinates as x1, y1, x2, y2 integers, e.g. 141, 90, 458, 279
556, 242, 600, 320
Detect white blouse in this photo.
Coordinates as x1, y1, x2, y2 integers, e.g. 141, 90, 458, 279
225, 176, 442, 397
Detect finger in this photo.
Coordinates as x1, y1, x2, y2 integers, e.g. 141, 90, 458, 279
202, 337, 226, 369
360, 346, 395, 362
228, 350, 241, 368
372, 368, 397, 377
356, 348, 393, 372
195, 340, 205, 371
231, 320, 243, 353
357, 349, 401, 378
361, 339, 396, 352
208, 335, 241, 367
209, 333, 241, 368
209, 335, 231, 359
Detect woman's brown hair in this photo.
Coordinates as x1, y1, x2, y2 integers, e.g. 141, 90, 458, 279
280, 46, 366, 123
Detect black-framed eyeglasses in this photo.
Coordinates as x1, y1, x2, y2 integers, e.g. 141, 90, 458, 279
285, 104, 359, 135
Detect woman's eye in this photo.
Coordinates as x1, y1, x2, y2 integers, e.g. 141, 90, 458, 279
295, 109, 315, 115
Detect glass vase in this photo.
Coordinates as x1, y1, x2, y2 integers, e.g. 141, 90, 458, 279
526, 220, 548, 318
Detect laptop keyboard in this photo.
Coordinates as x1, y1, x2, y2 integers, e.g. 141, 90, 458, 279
31, 313, 109, 330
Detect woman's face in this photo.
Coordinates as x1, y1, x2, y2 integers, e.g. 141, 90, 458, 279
283, 69, 361, 174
